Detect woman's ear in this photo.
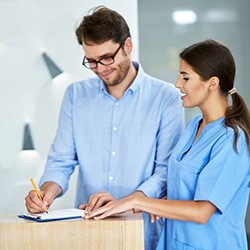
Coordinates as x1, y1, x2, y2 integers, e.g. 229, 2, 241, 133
208, 76, 220, 92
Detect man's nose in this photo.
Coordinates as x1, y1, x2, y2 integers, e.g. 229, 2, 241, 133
95, 62, 108, 73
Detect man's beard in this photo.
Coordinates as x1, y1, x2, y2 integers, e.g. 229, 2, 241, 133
101, 58, 130, 87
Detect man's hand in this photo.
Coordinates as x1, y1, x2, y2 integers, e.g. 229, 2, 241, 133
84, 190, 146, 219
79, 192, 115, 212
25, 181, 62, 213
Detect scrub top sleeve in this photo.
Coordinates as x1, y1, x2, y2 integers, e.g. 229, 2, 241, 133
194, 131, 250, 214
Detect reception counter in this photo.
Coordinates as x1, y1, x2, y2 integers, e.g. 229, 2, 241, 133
0, 211, 144, 250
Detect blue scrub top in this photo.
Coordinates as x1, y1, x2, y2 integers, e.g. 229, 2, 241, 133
166, 114, 250, 250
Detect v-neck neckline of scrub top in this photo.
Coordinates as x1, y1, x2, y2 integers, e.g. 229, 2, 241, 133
178, 115, 225, 161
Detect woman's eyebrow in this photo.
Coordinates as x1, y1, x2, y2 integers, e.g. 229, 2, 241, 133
180, 71, 189, 75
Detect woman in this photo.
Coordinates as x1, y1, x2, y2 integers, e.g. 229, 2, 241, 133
85, 39, 250, 249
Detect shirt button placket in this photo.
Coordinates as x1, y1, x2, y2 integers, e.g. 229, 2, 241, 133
109, 101, 119, 187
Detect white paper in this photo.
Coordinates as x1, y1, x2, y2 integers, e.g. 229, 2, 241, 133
23, 208, 85, 220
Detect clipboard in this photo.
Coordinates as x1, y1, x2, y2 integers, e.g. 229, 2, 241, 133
18, 208, 85, 222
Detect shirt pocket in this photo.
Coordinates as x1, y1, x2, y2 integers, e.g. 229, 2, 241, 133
168, 157, 203, 200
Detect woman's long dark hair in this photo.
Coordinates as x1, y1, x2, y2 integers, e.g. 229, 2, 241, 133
180, 39, 250, 153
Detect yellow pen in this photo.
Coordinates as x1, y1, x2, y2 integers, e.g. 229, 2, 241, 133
30, 178, 48, 213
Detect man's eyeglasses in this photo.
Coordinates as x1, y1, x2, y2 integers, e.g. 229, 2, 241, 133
82, 43, 123, 69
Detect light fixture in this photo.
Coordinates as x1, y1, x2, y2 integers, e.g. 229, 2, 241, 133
13, 123, 42, 182
42, 52, 63, 79
22, 123, 35, 150
204, 10, 237, 23
172, 10, 197, 25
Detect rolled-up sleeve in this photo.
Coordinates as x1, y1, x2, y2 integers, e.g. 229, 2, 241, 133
137, 88, 184, 198
39, 85, 78, 194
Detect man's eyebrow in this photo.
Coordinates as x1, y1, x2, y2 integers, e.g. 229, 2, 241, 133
85, 52, 113, 61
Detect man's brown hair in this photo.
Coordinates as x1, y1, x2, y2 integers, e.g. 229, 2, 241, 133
75, 6, 131, 45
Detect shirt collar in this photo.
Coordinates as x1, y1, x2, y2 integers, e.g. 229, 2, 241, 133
126, 61, 144, 94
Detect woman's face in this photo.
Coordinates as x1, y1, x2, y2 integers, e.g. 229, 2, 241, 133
175, 59, 210, 109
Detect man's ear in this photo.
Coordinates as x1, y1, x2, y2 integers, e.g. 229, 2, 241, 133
124, 37, 133, 54
208, 76, 220, 91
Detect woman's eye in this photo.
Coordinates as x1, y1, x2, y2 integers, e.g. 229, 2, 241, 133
183, 77, 189, 81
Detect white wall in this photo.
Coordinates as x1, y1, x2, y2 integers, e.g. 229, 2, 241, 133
138, 0, 250, 122
0, 0, 138, 213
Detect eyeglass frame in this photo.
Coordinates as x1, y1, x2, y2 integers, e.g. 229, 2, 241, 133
82, 41, 125, 69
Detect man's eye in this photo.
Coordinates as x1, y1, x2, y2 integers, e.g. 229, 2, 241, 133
100, 56, 112, 62
183, 77, 189, 81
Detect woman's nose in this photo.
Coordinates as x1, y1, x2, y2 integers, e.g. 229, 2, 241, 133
175, 77, 182, 89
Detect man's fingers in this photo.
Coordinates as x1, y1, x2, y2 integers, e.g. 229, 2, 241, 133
87, 192, 114, 212
25, 194, 45, 213
87, 192, 104, 212
79, 204, 88, 210
94, 195, 115, 210
25, 190, 53, 213
85, 198, 132, 220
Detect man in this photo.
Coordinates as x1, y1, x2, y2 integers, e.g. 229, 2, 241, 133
25, 6, 183, 249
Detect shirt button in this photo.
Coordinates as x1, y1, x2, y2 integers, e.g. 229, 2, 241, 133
111, 151, 116, 156
113, 126, 117, 131
109, 176, 114, 181
115, 103, 119, 106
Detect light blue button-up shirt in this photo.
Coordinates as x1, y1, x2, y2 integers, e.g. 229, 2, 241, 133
40, 62, 184, 249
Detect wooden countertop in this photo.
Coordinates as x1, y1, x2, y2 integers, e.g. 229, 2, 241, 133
0, 211, 144, 250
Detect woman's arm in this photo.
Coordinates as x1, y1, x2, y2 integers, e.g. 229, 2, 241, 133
84, 195, 217, 224
136, 197, 217, 224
